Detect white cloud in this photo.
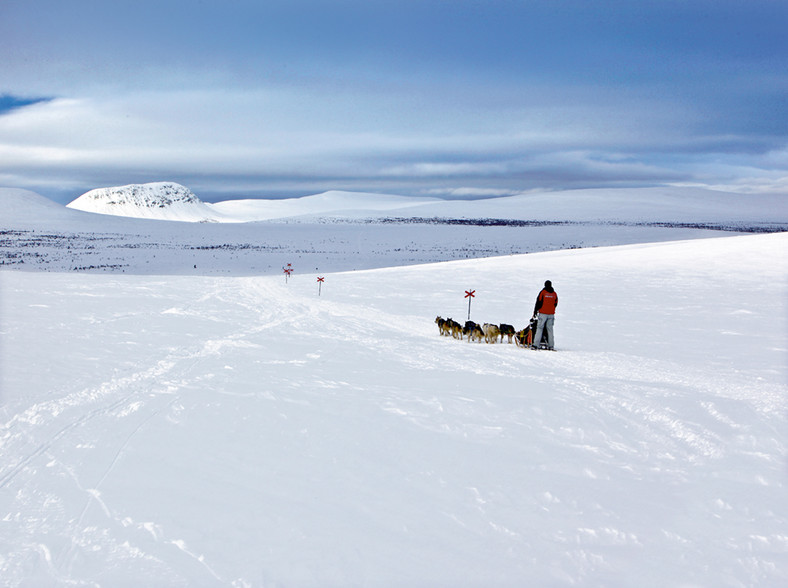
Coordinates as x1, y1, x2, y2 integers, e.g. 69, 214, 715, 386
670, 176, 788, 195
1, 85, 786, 200
422, 187, 526, 198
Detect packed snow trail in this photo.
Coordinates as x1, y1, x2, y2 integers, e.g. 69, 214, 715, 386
1, 233, 786, 586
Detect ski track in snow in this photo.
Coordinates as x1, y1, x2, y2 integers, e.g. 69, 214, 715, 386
1, 233, 787, 586
2, 277, 320, 584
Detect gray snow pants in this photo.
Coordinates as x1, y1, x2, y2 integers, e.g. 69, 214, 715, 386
534, 313, 555, 349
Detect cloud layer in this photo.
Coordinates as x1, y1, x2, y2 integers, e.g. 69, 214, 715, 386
1, 0, 787, 203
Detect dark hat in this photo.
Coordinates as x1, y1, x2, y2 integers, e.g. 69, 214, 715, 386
544, 280, 552, 287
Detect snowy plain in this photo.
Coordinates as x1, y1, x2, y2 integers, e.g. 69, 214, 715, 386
1, 186, 787, 587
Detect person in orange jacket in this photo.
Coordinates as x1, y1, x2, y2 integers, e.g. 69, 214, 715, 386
532, 280, 558, 350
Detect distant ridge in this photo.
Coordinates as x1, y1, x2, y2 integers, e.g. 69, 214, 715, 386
209, 190, 440, 221
11, 183, 782, 227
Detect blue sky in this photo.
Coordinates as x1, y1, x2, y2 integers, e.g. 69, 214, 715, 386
1, 0, 787, 203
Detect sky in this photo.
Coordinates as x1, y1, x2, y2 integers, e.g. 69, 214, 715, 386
1, 0, 787, 204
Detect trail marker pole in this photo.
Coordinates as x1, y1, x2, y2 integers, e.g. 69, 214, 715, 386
464, 289, 476, 320
317, 276, 324, 296
284, 263, 293, 283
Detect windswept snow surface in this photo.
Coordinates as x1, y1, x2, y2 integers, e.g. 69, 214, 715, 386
1, 233, 786, 587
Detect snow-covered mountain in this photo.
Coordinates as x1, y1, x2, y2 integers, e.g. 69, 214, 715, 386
66, 182, 229, 222
64, 183, 438, 223
65, 184, 442, 223
411, 186, 788, 225
0, 187, 74, 223
210, 190, 440, 221
4, 185, 788, 274
62, 182, 788, 227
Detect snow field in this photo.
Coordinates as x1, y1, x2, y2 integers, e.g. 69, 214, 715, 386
0, 232, 786, 586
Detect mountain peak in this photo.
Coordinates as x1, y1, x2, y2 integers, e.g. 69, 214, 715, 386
70, 182, 198, 208
66, 182, 223, 221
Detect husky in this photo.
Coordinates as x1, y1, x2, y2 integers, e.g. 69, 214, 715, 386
464, 321, 484, 342
446, 318, 462, 339
435, 316, 451, 337
499, 323, 515, 343
483, 323, 501, 344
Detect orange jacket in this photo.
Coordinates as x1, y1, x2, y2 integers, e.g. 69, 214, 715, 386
534, 288, 558, 315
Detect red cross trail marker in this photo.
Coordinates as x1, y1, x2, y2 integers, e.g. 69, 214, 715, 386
317, 276, 324, 296
283, 265, 293, 283
465, 289, 476, 320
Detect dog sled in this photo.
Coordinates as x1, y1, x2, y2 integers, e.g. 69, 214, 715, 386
436, 315, 553, 349
514, 316, 551, 349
